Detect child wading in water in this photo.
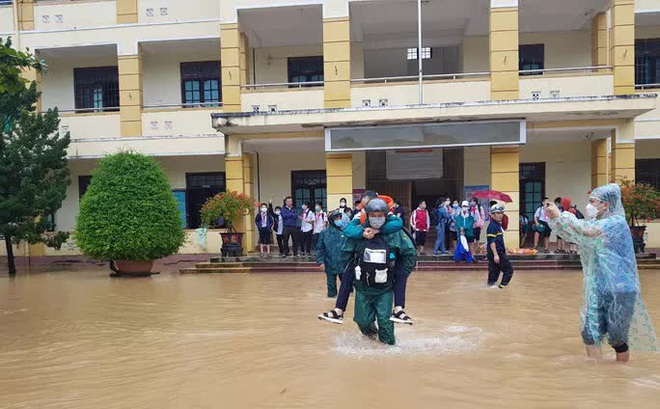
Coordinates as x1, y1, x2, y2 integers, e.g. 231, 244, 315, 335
341, 198, 417, 345
486, 204, 514, 288
315, 210, 346, 297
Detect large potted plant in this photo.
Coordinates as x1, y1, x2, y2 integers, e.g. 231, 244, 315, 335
620, 178, 659, 253
75, 152, 186, 275
200, 191, 254, 256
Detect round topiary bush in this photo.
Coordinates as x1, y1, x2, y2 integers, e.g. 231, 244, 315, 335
75, 152, 185, 261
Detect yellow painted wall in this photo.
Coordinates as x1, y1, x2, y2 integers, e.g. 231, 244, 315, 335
241, 89, 324, 111
0, 4, 15, 32
138, 0, 219, 24
41, 52, 118, 111
142, 47, 221, 107
519, 74, 614, 99
350, 79, 490, 107
34, 1, 117, 30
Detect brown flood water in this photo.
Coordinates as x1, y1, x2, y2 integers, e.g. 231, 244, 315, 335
1, 269, 659, 409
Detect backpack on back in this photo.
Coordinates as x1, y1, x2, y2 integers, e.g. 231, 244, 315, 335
355, 237, 394, 288
574, 208, 585, 219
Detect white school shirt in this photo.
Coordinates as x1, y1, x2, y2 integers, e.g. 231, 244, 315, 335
313, 211, 327, 234
275, 214, 283, 235
534, 206, 550, 223
301, 210, 315, 233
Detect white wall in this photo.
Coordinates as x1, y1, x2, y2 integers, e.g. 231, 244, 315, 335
35, 1, 116, 30
41, 52, 118, 112
55, 156, 225, 232
138, 0, 219, 24
0, 4, 14, 33
257, 150, 326, 205
142, 48, 221, 107
252, 45, 323, 84
463, 36, 489, 73
520, 31, 591, 69
464, 146, 491, 187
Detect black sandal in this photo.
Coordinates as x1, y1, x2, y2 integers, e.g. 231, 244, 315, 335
318, 310, 344, 324
390, 310, 414, 325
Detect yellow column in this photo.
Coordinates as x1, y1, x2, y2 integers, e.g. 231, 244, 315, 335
591, 138, 609, 188
326, 153, 353, 210
224, 153, 254, 254
489, 0, 519, 101
21, 50, 42, 112
117, 0, 138, 24
323, 17, 351, 108
591, 12, 608, 67
221, 23, 243, 112
490, 146, 520, 248
242, 154, 255, 252
118, 53, 142, 137
610, 122, 636, 182
18, 0, 35, 30
611, 0, 635, 95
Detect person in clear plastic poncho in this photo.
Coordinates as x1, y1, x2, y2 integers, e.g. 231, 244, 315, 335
546, 184, 657, 362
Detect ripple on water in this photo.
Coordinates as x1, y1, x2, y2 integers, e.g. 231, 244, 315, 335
332, 325, 484, 357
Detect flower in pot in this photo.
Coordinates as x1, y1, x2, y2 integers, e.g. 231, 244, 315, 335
200, 191, 254, 256
75, 152, 186, 275
619, 178, 659, 253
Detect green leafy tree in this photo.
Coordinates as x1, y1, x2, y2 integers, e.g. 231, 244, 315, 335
0, 37, 71, 275
75, 152, 186, 261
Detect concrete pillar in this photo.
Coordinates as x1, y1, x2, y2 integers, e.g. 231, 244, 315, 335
591, 138, 609, 188
18, 0, 35, 31
610, 0, 635, 95
591, 12, 608, 67
610, 121, 636, 182
118, 53, 143, 137
323, 17, 351, 108
489, 0, 519, 101
225, 147, 255, 253
242, 153, 255, 252
490, 146, 520, 248
21, 50, 42, 112
326, 153, 353, 210
117, 0, 138, 24
220, 23, 243, 112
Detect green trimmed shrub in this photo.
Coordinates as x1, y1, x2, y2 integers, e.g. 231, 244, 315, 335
75, 152, 185, 261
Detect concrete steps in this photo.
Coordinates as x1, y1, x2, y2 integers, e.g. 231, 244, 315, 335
180, 254, 659, 274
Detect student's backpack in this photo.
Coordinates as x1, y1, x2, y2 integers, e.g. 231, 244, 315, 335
574, 208, 585, 219
430, 207, 439, 227
355, 237, 394, 288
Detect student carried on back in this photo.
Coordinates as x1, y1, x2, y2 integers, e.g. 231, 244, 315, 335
339, 198, 417, 345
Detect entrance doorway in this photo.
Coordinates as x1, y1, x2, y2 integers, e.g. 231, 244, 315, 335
291, 170, 327, 209
519, 162, 546, 246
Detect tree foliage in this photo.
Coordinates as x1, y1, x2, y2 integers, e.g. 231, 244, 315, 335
0, 37, 70, 275
75, 152, 186, 261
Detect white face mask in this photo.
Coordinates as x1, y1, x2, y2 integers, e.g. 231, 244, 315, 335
261, 207, 267, 213
369, 216, 386, 229
274, 210, 281, 215
585, 203, 600, 220
340, 202, 346, 208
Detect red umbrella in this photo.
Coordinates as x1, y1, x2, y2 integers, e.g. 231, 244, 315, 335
472, 190, 513, 203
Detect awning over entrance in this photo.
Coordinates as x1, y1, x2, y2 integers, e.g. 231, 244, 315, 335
324, 120, 525, 152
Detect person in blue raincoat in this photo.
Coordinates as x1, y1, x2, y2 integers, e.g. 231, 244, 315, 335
315, 210, 347, 297
546, 183, 657, 362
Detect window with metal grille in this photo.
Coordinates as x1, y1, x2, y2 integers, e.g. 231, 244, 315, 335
636, 159, 660, 189
287, 56, 323, 87
185, 172, 226, 228
406, 47, 431, 60
291, 170, 327, 210
180, 61, 221, 107
519, 44, 544, 76
519, 162, 546, 231
73, 67, 119, 112
635, 38, 660, 87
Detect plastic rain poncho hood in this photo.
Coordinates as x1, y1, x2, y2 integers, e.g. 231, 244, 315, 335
549, 184, 657, 352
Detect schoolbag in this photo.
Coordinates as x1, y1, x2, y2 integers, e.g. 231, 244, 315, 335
355, 237, 394, 288
575, 208, 585, 219
430, 207, 439, 226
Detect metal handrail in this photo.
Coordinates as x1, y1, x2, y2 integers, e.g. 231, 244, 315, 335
519, 65, 612, 75
351, 72, 490, 84
635, 83, 660, 89
143, 102, 223, 109
55, 107, 120, 114
242, 81, 324, 90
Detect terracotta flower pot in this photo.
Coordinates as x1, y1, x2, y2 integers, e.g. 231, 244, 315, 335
114, 260, 154, 275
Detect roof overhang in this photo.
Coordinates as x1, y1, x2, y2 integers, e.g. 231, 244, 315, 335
212, 94, 657, 135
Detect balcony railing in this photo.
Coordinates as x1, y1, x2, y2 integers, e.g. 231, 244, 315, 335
518, 65, 612, 76
635, 83, 660, 90
242, 81, 324, 90
56, 107, 121, 114
143, 102, 223, 110
351, 71, 490, 85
